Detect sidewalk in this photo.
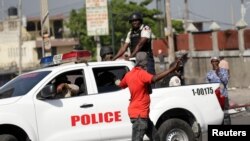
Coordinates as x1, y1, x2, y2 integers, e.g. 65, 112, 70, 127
228, 88, 250, 105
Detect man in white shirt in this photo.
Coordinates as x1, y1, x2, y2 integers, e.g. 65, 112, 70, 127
113, 12, 155, 75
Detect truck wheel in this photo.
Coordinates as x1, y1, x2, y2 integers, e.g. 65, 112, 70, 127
158, 118, 194, 141
0, 134, 18, 141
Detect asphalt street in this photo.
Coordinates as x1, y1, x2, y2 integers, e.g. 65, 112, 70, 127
229, 88, 250, 125
228, 88, 250, 106
202, 88, 250, 141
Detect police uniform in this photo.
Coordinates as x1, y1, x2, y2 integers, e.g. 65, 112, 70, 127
125, 24, 155, 75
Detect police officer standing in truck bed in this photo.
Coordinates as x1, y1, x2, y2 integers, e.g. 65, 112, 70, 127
113, 12, 155, 75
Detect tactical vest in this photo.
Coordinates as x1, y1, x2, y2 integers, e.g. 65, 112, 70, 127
129, 25, 152, 56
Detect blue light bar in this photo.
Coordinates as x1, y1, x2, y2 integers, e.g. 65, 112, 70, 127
39, 50, 92, 68
40, 56, 54, 67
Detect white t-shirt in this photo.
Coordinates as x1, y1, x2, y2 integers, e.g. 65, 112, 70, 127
169, 76, 181, 87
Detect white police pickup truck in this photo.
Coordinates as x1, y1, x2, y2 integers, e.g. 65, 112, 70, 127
0, 51, 224, 141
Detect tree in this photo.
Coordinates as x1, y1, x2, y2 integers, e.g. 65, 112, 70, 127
65, 9, 96, 53
172, 20, 184, 33
66, 0, 183, 56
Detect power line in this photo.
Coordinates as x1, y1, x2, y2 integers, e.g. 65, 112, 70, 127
25, 1, 83, 17
171, 6, 236, 27
187, 10, 235, 26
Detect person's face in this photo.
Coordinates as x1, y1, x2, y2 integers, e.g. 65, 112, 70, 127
211, 59, 220, 69
102, 53, 113, 61
130, 19, 141, 29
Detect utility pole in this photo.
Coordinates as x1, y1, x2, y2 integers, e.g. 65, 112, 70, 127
40, 0, 50, 57
240, 0, 245, 21
165, 0, 175, 64
156, 0, 163, 37
230, 2, 235, 29
108, 0, 115, 51
1, 0, 4, 21
18, 0, 22, 75
184, 0, 189, 33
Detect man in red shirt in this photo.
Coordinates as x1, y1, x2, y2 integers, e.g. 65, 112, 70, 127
119, 52, 180, 141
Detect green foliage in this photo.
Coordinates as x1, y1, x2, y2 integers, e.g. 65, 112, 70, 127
65, 0, 183, 55
65, 9, 96, 53
172, 20, 184, 33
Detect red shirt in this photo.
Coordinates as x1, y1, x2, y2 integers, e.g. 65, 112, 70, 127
119, 67, 153, 118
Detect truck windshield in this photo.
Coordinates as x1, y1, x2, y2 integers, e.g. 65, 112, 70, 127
0, 71, 50, 99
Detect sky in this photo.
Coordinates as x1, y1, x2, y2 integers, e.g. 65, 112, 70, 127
1, 0, 249, 30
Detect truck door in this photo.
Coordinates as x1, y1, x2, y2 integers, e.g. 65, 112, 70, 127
92, 66, 132, 140
34, 69, 101, 141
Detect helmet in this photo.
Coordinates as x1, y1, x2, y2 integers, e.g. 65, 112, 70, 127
129, 12, 143, 23
100, 46, 113, 58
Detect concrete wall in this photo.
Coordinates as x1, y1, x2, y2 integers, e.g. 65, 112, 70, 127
153, 28, 250, 88
184, 56, 250, 88
155, 55, 250, 88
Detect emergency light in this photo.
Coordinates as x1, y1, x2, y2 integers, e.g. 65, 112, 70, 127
40, 50, 92, 67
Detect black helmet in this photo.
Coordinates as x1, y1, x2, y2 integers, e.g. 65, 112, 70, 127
129, 12, 143, 23
100, 46, 113, 58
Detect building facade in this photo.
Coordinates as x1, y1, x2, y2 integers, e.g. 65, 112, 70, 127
0, 7, 79, 86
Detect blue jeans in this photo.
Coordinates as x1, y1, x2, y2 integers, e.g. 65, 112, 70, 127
130, 118, 160, 141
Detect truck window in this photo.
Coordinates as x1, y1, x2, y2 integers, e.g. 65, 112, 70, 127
93, 66, 129, 93
41, 69, 87, 99
0, 71, 50, 99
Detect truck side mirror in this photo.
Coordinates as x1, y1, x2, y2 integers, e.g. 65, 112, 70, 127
40, 84, 56, 99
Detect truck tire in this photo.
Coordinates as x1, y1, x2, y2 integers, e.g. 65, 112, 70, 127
158, 118, 194, 141
0, 134, 18, 141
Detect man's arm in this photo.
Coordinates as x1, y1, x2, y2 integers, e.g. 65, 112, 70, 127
56, 83, 66, 93
206, 72, 211, 83
217, 69, 229, 85
130, 37, 148, 57
67, 84, 80, 95
113, 42, 129, 60
152, 60, 181, 83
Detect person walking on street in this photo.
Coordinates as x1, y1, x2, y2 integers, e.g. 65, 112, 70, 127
118, 52, 181, 141
112, 12, 155, 75
206, 56, 231, 125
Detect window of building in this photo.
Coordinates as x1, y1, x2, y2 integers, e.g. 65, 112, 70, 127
26, 21, 36, 31
53, 20, 63, 38
37, 48, 42, 59
37, 22, 41, 30
8, 48, 14, 58
8, 21, 17, 30
22, 47, 26, 57
7, 47, 25, 58
36, 47, 56, 59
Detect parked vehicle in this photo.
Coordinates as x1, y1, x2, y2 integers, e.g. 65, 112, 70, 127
0, 51, 224, 141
